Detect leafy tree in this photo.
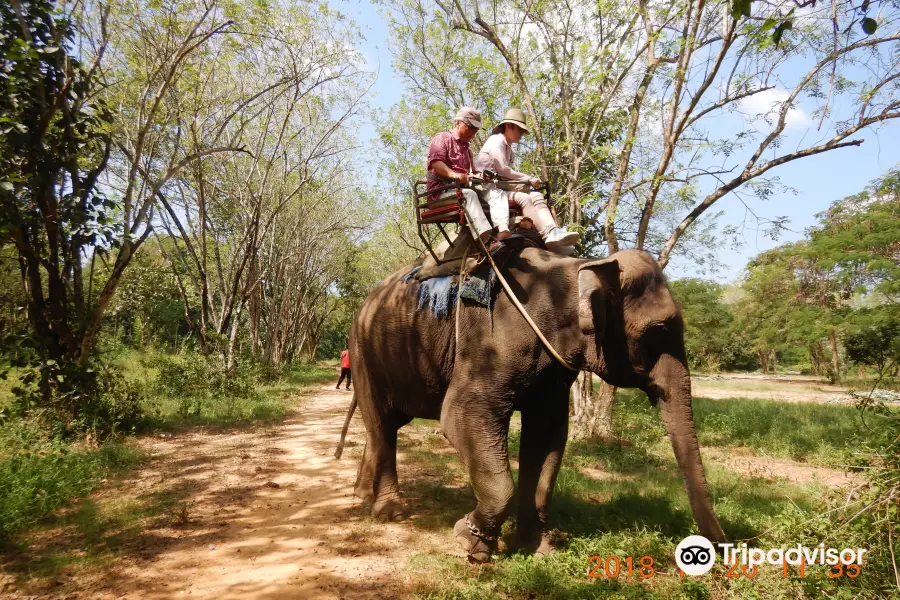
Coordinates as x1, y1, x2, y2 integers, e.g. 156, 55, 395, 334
807, 168, 900, 303
844, 308, 900, 377
108, 238, 190, 350
0, 0, 115, 401
669, 278, 754, 372
734, 249, 798, 374
735, 168, 900, 380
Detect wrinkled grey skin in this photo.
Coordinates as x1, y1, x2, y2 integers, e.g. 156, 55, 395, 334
347, 248, 725, 559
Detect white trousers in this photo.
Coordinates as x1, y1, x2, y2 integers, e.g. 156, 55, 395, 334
461, 188, 509, 236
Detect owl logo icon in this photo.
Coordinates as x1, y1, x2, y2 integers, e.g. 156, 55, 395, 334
675, 535, 716, 575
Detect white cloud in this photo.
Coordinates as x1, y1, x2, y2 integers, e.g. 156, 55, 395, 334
740, 88, 810, 129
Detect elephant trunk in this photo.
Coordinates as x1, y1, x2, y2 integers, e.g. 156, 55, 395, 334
652, 353, 726, 543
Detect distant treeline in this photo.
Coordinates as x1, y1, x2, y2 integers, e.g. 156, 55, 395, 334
672, 169, 900, 381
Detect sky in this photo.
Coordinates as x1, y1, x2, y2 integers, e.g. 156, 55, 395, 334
335, 0, 900, 283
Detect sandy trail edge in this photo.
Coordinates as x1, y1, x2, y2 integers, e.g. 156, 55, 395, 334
26, 386, 452, 600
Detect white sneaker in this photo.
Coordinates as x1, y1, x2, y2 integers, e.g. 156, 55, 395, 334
554, 244, 576, 256
544, 227, 580, 249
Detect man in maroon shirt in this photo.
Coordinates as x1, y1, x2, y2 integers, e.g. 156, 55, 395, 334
427, 107, 511, 254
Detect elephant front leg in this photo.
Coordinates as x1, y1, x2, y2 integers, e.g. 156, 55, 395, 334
440, 391, 515, 563
516, 391, 569, 555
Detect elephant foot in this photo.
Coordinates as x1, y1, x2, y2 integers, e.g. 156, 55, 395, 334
454, 515, 497, 563
516, 530, 562, 556
372, 497, 405, 522
353, 484, 376, 503
534, 535, 556, 557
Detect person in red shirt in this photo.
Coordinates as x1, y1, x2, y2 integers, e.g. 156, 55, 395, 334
336, 349, 351, 390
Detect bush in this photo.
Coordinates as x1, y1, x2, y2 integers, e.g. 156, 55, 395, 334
150, 353, 256, 404
2, 357, 146, 440
142, 351, 274, 423
0, 419, 142, 540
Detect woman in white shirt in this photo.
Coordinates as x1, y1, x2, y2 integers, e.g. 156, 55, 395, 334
475, 109, 580, 253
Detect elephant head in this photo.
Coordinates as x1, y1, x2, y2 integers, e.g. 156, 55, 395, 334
576, 249, 726, 543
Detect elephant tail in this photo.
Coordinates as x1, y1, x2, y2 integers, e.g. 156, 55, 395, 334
334, 394, 357, 459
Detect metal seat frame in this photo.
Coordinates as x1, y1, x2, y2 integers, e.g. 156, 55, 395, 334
413, 180, 467, 265
414, 178, 551, 265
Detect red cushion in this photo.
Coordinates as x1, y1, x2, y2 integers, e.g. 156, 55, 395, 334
420, 204, 463, 224
419, 201, 523, 224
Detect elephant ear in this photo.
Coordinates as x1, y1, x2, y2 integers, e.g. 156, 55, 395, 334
577, 256, 620, 336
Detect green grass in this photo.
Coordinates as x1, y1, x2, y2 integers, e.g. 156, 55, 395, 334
600, 389, 892, 466
2, 475, 200, 580
126, 351, 336, 429
0, 420, 144, 542
691, 396, 889, 464
691, 379, 826, 392
841, 375, 900, 391
397, 391, 895, 600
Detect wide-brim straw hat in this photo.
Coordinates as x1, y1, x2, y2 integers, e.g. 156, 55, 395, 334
491, 108, 530, 135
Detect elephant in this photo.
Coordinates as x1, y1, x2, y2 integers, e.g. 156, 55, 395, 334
339, 247, 725, 562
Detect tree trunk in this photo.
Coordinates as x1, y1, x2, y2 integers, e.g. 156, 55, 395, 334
828, 329, 841, 383
571, 372, 616, 442
249, 283, 261, 359
224, 306, 243, 373
757, 350, 769, 374
808, 342, 821, 376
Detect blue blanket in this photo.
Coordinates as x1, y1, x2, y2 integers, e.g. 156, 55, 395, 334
404, 266, 497, 318
416, 275, 459, 318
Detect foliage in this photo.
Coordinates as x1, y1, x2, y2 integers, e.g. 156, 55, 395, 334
2, 350, 146, 439
669, 279, 755, 372
0, 0, 114, 372
143, 351, 260, 421
843, 308, 900, 375
808, 167, 900, 303
730, 168, 900, 379
836, 399, 900, 598
0, 418, 142, 540
107, 240, 190, 350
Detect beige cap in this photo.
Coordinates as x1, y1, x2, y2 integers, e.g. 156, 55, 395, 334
492, 108, 530, 134
454, 106, 482, 129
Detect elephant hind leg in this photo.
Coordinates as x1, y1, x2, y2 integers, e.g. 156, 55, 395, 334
354, 405, 411, 521
515, 388, 569, 554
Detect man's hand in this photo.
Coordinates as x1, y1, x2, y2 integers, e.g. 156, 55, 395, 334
455, 171, 470, 186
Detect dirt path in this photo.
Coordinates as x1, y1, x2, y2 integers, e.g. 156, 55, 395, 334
691, 374, 852, 404
6, 386, 456, 600
3, 383, 859, 600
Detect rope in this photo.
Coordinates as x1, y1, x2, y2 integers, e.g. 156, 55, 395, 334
459, 201, 579, 373
455, 244, 470, 350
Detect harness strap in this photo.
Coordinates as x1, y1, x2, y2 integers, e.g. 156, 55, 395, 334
455, 244, 470, 347
459, 204, 579, 373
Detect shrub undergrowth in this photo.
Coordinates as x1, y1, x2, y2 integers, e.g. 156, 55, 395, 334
0, 419, 142, 541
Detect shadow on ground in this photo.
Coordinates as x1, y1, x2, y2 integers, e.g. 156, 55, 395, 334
0, 385, 829, 600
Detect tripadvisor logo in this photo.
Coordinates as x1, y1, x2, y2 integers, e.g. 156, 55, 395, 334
674, 536, 870, 576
